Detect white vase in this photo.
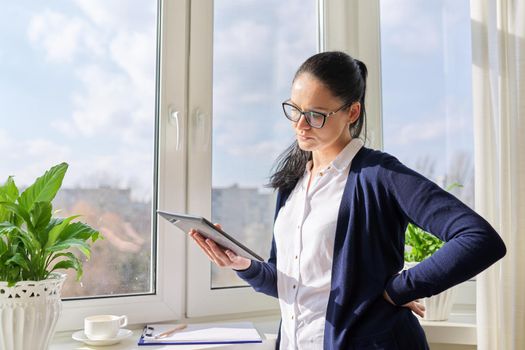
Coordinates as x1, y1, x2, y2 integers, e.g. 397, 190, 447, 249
0, 273, 67, 350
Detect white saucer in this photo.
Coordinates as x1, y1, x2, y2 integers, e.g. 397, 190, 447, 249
72, 329, 133, 346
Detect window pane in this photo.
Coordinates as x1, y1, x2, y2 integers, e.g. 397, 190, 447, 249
380, 0, 474, 207
0, 1, 158, 297
211, 0, 318, 288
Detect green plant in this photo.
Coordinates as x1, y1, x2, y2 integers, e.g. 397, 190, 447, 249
404, 223, 444, 262
404, 183, 462, 262
0, 163, 100, 286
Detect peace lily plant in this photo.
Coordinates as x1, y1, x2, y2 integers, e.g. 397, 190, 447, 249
0, 162, 101, 350
0, 162, 100, 285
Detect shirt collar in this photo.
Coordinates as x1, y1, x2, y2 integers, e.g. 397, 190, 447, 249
304, 138, 364, 174
331, 138, 365, 173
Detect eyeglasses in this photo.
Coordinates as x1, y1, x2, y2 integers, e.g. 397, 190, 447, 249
282, 101, 350, 129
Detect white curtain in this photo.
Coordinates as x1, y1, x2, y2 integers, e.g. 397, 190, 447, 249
471, 0, 525, 349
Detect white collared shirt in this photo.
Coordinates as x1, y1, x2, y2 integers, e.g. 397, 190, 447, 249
274, 138, 364, 349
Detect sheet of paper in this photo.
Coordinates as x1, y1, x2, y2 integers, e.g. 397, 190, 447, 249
141, 322, 262, 343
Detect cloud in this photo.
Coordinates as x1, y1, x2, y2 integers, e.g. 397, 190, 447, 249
18, 2, 157, 199
215, 20, 271, 63
27, 10, 103, 63
109, 30, 156, 96
380, 0, 440, 55
44, 16, 156, 147
73, 0, 156, 32
0, 129, 72, 187
390, 110, 469, 146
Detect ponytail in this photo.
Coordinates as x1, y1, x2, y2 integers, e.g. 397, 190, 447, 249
352, 59, 367, 140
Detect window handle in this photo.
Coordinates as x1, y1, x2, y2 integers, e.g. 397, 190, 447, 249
193, 108, 210, 151
168, 107, 181, 151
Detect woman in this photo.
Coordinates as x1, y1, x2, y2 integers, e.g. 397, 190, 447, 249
190, 51, 506, 349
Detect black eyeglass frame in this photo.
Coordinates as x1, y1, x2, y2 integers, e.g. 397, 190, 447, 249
281, 101, 352, 129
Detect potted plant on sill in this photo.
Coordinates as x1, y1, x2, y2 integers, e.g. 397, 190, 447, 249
0, 163, 100, 350
404, 183, 461, 321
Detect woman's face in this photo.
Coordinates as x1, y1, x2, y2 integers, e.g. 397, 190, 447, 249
289, 73, 359, 153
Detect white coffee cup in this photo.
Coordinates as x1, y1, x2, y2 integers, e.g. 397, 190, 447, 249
84, 315, 128, 340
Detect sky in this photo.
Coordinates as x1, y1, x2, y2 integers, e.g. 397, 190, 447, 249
0, 1, 157, 201
380, 0, 473, 182
0, 0, 474, 202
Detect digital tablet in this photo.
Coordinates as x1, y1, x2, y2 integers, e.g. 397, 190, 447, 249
157, 210, 264, 261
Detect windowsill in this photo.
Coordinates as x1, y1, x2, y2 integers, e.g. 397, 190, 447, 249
51, 308, 476, 349
51, 313, 280, 350
419, 307, 477, 345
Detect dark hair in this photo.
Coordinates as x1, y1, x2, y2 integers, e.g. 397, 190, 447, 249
268, 51, 368, 193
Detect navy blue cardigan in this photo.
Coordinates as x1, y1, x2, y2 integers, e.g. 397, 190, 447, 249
237, 147, 506, 349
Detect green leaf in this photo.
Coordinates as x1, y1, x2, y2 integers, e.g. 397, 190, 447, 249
30, 202, 53, 250
18, 163, 68, 213
45, 238, 92, 259
49, 252, 83, 280
17, 228, 41, 252
5, 253, 30, 271
0, 221, 18, 235
0, 176, 19, 202
0, 202, 32, 231
404, 222, 445, 262
30, 202, 52, 233
0, 236, 8, 256
445, 182, 463, 192
45, 215, 79, 249
5, 177, 19, 203
0, 177, 19, 222
59, 221, 101, 242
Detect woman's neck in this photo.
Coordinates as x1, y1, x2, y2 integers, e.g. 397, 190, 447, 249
311, 137, 352, 173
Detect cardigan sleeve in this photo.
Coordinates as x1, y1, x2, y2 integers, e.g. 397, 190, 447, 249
235, 236, 278, 298
380, 155, 506, 305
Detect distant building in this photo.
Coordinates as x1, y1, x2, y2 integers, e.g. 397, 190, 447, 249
53, 186, 151, 234
212, 184, 276, 260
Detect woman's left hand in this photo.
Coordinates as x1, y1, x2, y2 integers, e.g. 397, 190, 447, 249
383, 290, 426, 318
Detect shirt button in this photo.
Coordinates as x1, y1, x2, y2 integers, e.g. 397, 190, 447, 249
295, 255, 298, 259
293, 285, 296, 289
291, 315, 294, 320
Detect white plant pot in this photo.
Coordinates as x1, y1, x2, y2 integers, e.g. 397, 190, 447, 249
0, 273, 67, 350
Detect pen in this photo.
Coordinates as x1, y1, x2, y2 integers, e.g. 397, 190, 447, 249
154, 324, 188, 339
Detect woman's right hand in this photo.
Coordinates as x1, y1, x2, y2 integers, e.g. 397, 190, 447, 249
189, 224, 252, 271
383, 290, 426, 318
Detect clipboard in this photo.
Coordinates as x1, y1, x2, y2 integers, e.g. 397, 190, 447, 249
138, 322, 263, 345
157, 210, 264, 261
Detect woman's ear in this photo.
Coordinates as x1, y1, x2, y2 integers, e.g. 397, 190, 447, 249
348, 102, 361, 124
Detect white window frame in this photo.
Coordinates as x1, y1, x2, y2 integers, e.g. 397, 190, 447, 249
184, 0, 305, 318
322, 0, 383, 150
57, 0, 188, 331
